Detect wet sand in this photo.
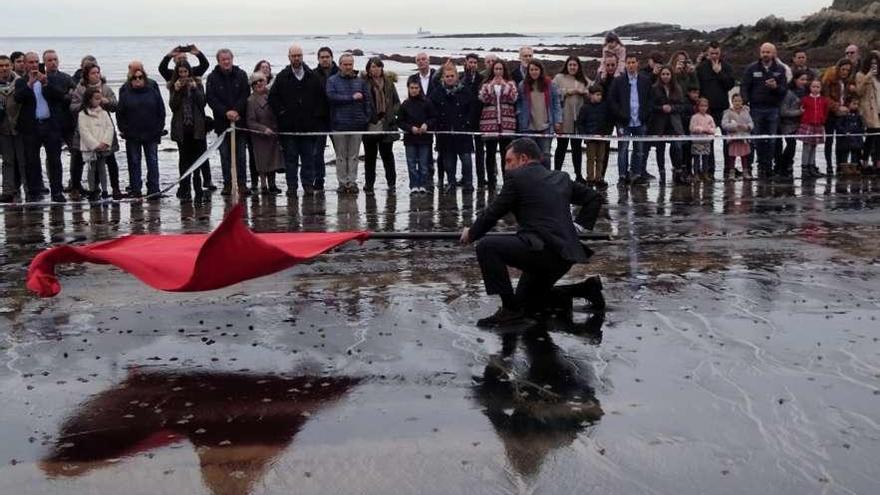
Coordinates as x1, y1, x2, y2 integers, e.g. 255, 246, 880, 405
1, 164, 880, 494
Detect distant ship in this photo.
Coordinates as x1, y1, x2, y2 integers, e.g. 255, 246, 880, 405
417, 27, 431, 35
347, 29, 364, 37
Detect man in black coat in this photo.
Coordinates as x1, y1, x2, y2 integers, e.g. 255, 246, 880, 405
15, 52, 70, 202
206, 48, 250, 194
741, 42, 787, 179
607, 55, 653, 185
269, 44, 328, 196
311, 46, 339, 191
407, 53, 441, 185
461, 138, 605, 327
460, 53, 488, 188
510, 46, 533, 85
697, 41, 736, 173
407, 53, 440, 97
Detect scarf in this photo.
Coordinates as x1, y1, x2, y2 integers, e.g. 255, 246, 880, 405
370, 77, 386, 116
0, 74, 16, 97
182, 88, 194, 128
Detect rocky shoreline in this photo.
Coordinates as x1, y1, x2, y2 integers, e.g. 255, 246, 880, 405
381, 1, 875, 78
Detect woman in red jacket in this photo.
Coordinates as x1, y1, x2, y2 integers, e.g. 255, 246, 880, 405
798, 79, 830, 178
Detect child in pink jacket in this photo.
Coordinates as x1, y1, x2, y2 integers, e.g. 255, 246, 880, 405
689, 97, 717, 181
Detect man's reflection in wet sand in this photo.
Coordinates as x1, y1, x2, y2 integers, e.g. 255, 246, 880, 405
41, 370, 359, 495
474, 315, 605, 478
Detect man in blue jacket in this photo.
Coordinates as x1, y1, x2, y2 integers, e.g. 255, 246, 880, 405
206, 48, 250, 195
608, 55, 652, 186
741, 43, 787, 179
326, 53, 372, 194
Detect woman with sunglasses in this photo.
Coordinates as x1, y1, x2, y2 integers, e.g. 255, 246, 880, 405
118, 68, 166, 198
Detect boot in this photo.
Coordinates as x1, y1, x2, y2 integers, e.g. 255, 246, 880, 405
477, 306, 527, 328
743, 167, 754, 181
553, 276, 606, 311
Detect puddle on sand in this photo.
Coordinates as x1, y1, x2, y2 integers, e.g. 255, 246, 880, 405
1, 177, 880, 494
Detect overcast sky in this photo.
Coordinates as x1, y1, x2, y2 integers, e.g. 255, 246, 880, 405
3, 1, 831, 37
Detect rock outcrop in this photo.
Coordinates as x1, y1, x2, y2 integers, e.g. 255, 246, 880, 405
602, 2, 880, 51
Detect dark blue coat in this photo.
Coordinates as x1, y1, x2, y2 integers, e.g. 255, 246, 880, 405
117, 83, 166, 142
741, 60, 787, 109
835, 112, 865, 151
14, 75, 70, 134
430, 83, 477, 154
326, 72, 373, 132
206, 65, 250, 134
576, 100, 610, 136
397, 96, 436, 145
607, 72, 653, 128
269, 65, 327, 133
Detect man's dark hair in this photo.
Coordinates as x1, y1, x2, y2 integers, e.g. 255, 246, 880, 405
707, 41, 721, 50
625, 54, 639, 62
0, 55, 10, 62
318, 46, 333, 58
465, 53, 479, 62
844, 95, 859, 106
506, 138, 542, 161
10, 51, 24, 62
649, 51, 665, 64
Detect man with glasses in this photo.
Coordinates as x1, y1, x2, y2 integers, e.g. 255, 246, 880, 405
845, 45, 860, 68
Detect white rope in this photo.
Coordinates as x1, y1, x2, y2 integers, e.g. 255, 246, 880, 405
235, 126, 879, 143
3, 125, 874, 208
2, 130, 231, 208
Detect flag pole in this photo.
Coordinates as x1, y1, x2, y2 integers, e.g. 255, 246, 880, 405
230, 123, 239, 200
367, 232, 610, 241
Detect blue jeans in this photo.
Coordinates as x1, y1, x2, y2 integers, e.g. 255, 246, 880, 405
219, 132, 247, 186
443, 151, 473, 187
617, 125, 647, 179
313, 134, 328, 187
750, 107, 780, 171
126, 139, 160, 194
534, 135, 552, 169
405, 143, 431, 189
281, 135, 316, 191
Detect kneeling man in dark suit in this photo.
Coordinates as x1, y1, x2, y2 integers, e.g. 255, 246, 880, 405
460, 138, 605, 327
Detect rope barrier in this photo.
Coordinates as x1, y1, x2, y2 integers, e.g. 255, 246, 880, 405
234, 125, 880, 143
3, 124, 876, 209
1, 129, 231, 208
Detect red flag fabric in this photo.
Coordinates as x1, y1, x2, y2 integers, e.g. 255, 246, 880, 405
27, 204, 369, 297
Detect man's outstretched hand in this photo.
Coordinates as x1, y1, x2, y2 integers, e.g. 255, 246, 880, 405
460, 228, 471, 245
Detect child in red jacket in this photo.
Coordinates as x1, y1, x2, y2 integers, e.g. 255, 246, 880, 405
798, 79, 830, 178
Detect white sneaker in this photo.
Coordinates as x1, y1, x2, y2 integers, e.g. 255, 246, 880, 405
410, 187, 418, 194
419, 187, 427, 194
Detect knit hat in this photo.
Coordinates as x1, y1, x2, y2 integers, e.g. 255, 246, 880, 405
249, 72, 267, 86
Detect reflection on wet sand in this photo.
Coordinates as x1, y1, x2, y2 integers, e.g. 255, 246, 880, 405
41, 370, 359, 495
475, 315, 605, 479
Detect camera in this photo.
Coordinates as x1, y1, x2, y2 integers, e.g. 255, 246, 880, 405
177, 44, 194, 53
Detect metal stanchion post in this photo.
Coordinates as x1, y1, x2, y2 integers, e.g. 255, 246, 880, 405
230, 123, 239, 199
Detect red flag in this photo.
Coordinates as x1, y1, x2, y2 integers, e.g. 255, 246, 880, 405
27, 204, 369, 297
